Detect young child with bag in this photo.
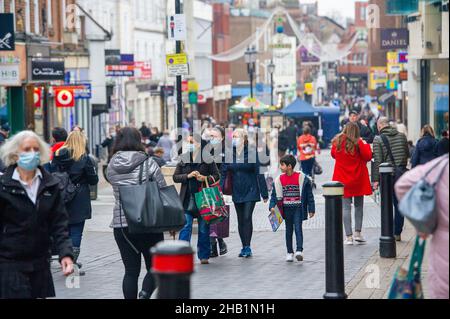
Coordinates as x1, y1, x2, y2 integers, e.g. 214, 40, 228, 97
269, 155, 316, 262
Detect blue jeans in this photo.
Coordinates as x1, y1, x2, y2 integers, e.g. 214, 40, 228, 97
179, 213, 211, 260
69, 221, 85, 248
300, 158, 315, 176
393, 193, 404, 236
284, 208, 303, 254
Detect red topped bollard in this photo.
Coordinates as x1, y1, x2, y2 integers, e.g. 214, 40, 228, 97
151, 240, 194, 299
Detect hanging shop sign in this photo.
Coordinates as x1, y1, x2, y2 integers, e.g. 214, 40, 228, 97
380, 29, 409, 50
133, 61, 152, 79
31, 60, 65, 81
369, 67, 388, 90
304, 83, 314, 95
399, 70, 408, 81
105, 50, 121, 66
54, 87, 75, 108
34, 87, 42, 107
398, 51, 408, 64
106, 54, 135, 77
166, 53, 189, 77
0, 14, 15, 51
0, 63, 20, 86
53, 84, 92, 100
300, 46, 320, 64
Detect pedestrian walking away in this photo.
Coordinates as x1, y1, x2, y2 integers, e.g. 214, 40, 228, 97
331, 122, 373, 245
411, 125, 438, 168
0, 131, 74, 299
221, 129, 269, 258
373, 117, 410, 241
50, 131, 99, 272
435, 130, 449, 157
297, 126, 318, 177
173, 134, 220, 265
107, 127, 167, 299
156, 130, 175, 162
269, 155, 315, 262
395, 155, 449, 299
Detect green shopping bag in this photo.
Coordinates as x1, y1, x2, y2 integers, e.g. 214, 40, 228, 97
194, 180, 227, 225
388, 236, 426, 299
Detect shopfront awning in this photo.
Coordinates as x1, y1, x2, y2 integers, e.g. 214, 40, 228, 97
379, 92, 396, 104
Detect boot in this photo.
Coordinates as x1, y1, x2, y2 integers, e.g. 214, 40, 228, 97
210, 239, 219, 258
72, 247, 86, 276
218, 238, 228, 256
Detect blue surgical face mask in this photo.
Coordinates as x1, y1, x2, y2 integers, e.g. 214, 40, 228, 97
18, 152, 41, 171
187, 144, 195, 153
210, 139, 222, 146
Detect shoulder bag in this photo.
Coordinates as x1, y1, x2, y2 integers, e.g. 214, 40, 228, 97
380, 134, 408, 182
399, 155, 449, 234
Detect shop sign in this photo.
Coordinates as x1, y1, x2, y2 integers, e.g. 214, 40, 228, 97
304, 83, 314, 95
0, 14, 15, 51
166, 53, 189, 77
105, 50, 121, 66
0, 63, 20, 86
369, 67, 388, 90
54, 87, 75, 108
31, 60, 65, 81
380, 29, 409, 50
53, 84, 91, 99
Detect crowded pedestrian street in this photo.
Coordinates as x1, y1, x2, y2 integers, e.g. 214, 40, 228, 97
0, 0, 449, 311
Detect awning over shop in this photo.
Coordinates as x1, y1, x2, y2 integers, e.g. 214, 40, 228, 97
229, 97, 270, 113
281, 98, 321, 118
379, 92, 396, 104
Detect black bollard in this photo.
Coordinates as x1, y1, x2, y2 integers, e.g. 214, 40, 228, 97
379, 163, 397, 258
151, 240, 194, 299
323, 182, 347, 300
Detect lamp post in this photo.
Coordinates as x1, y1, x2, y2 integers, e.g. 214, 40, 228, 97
245, 46, 257, 121
268, 61, 276, 128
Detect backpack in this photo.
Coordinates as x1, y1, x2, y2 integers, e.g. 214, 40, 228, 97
52, 171, 79, 204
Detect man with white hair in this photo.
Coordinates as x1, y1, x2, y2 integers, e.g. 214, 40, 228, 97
372, 117, 410, 241
0, 131, 74, 299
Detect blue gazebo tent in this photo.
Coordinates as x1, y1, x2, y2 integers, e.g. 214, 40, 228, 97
281, 98, 321, 118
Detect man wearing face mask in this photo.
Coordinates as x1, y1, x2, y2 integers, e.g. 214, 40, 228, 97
0, 131, 74, 299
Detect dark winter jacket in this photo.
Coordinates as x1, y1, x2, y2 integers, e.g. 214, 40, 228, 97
411, 134, 438, 168
51, 148, 99, 224
373, 126, 409, 183
173, 153, 220, 215
285, 126, 299, 147
221, 146, 269, 204
269, 173, 315, 221
358, 122, 374, 144
0, 166, 73, 265
435, 138, 449, 157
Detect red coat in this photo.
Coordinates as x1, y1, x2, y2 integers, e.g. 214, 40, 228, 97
331, 137, 373, 198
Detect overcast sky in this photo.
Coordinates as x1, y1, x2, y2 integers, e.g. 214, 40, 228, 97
304, 0, 364, 19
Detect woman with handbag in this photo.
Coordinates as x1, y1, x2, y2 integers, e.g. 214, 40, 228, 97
208, 126, 229, 258
331, 122, 373, 245
173, 134, 220, 265
107, 127, 167, 299
221, 129, 269, 258
395, 155, 449, 299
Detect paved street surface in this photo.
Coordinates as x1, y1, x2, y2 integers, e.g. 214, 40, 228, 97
53, 151, 383, 299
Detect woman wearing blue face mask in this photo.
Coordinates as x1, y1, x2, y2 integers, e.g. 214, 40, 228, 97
0, 131, 74, 299
221, 129, 269, 258
173, 134, 220, 265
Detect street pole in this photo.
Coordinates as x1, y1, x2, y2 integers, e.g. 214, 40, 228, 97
323, 182, 347, 299
176, 0, 183, 136
379, 163, 397, 258
250, 65, 254, 120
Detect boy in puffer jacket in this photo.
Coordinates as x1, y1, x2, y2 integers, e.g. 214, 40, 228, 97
269, 155, 315, 262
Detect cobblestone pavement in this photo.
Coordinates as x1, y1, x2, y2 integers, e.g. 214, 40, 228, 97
52, 151, 382, 299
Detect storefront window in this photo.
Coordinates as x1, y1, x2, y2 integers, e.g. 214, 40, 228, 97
430, 59, 449, 137
0, 87, 8, 127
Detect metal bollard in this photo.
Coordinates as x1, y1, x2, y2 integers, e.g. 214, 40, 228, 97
151, 240, 194, 299
379, 163, 397, 258
323, 182, 347, 300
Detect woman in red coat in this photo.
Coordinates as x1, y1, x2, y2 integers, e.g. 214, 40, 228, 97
332, 122, 373, 245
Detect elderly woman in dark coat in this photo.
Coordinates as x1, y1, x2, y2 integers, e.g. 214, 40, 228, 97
0, 131, 74, 299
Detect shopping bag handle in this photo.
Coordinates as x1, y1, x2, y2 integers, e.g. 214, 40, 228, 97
407, 236, 426, 281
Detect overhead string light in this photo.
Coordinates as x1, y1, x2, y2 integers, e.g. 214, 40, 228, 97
208, 7, 359, 63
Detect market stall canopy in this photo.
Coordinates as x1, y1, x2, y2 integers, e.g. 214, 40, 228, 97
281, 98, 322, 118
230, 97, 270, 113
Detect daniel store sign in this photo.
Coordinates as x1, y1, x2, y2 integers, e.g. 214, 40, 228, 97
380, 29, 409, 50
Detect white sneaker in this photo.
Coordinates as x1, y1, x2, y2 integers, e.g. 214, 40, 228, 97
295, 251, 304, 262
354, 233, 367, 244
286, 253, 294, 262
344, 237, 354, 245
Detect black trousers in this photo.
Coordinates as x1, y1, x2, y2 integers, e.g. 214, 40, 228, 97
114, 228, 164, 299
234, 202, 257, 248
